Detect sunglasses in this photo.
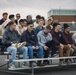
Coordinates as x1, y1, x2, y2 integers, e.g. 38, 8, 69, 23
17, 16, 20, 17
30, 26, 33, 28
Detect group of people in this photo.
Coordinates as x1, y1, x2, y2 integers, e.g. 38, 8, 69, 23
0, 12, 76, 69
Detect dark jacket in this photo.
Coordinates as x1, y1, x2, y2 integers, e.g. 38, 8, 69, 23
0, 19, 5, 25
51, 30, 68, 45
15, 20, 18, 25
21, 29, 38, 46
2, 27, 21, 46
63, 31, 73, 44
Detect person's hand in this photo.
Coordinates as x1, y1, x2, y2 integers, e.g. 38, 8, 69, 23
35, 46, 38, 50
32, 46, 36, 49
71, 44, 74, 48
68, 44, 71, 48
44, 46, 48, 50
60, 43, 64, 49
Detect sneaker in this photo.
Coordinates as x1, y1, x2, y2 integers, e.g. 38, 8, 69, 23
65, 60, 71, 65
22, 64, 28, 68
70, 58, 75, 63
43, 62, 49, 65
59, 61, 64, 66
37, 63, 45, 66
52, 54, 58, 57
16, 42, 26, 49
10, 64, 15, 69
29, 61, 37, 67
43, 60, 49, 65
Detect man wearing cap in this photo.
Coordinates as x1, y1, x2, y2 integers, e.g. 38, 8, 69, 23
22, 21, 44, 66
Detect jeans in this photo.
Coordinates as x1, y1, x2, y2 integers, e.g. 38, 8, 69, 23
27, 46, 43, 59
45, 40, 57, 56
7, 46, 28, 64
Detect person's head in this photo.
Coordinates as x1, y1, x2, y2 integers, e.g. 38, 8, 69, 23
19, 19, 25, 27
48, 16, 53, 24
53, 23, 61, 31
44, 25, 51, 34
16, 13, 21, 20
48, 19, 52, 25
24, 19, 27, 26
9, 14, 15, 22
7, 21, 16, 30
41, 16, 45, 25
36, 15, 41, 23
48, 16, 53, 21
2, 12, 8, 20
26, 15, 32, 21
38, 19, 44, 27
27, 21, 34, 31
63, 23, 70, 33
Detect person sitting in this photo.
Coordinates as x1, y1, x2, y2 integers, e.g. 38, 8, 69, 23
51, 23, 71, 65
2, 21, 28, 68
63, 23, 76, 57
35, 19, 45, 34
22, 21, 44, 66
16, 19, 27, 35
37, 25, 57, 65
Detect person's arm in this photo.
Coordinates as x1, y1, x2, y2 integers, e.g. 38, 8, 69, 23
16, 25, 21, 35
51, 31, 60, 45
21, 31, 32, 46
15, 30, 21, 42
62, 32, 68, 44
2, 31, 12, 45
49, 33, 52, 41
37, 33, 45, 46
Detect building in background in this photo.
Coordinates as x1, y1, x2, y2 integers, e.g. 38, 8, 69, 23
48, 9, 76, 32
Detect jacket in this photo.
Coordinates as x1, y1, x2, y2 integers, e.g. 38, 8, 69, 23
22, 29, 38, 46
51, 30, 68, 45
2, 27, 21, 46
37, 30, 52, 46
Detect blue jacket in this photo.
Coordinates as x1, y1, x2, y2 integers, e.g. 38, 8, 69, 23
35, 26, 45, 34
21, 29, 38, 46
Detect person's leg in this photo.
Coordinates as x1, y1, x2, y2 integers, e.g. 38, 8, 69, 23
46, 40, 57, 56
7, 46, 17, 65
36, 46, 44, 66
63, 45, 71, 64
18, 46, 28, 64
57, 46, 64, 65
44, 48, 49, 64
64, 45, 70, 57
27, 46, 33, 66
37, 46, 43, 58
44, 48, 49, 58
57, 46, 63, 57
27, 46, 33, 59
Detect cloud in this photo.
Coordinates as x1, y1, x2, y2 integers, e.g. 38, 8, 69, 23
0, 0, 76, 19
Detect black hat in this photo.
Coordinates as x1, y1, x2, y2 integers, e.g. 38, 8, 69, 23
9, 14, 14, 19
63, 23, 70, 29
27, 21, 33, 26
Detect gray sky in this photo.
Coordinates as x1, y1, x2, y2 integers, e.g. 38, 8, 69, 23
0, 0, 76, 19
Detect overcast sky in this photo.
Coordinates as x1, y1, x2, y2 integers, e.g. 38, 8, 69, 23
0, 0, 76, 19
